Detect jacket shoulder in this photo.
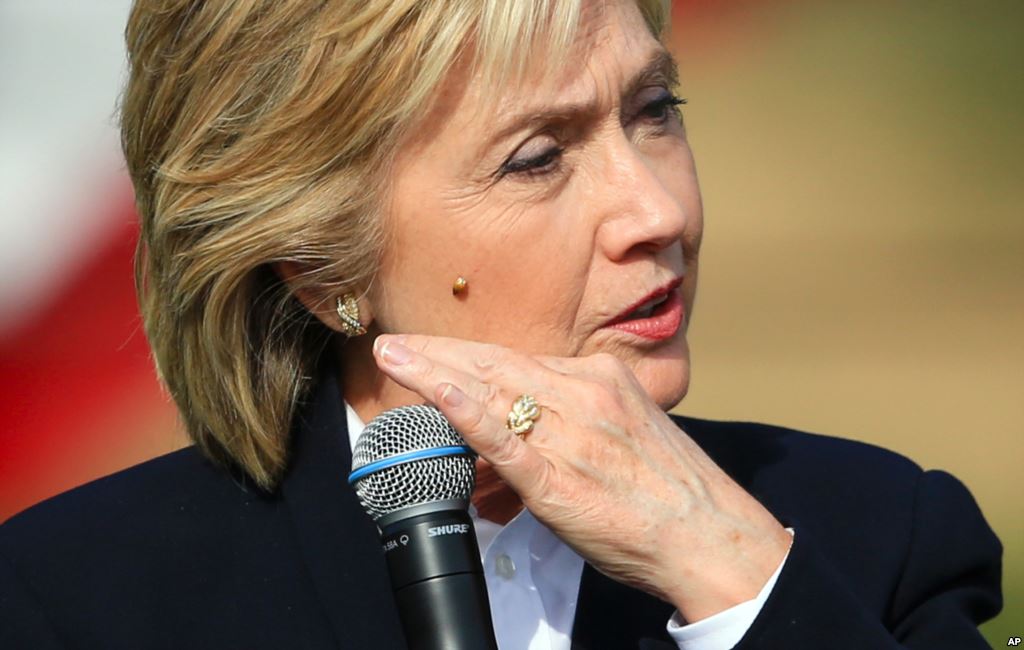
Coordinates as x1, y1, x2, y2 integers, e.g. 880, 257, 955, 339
671, 417, 1001, 647
671, 414, 923, 492
0, 445, 278, 568
672, 415, 930, 546
671, 416, 932, 607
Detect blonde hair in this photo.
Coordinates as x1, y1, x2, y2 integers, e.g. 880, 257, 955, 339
121, 0, 670, 490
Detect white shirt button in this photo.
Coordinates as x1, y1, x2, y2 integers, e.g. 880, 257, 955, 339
494, 552, 516, 579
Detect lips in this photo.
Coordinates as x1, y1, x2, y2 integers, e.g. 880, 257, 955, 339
605, 276, 684, 327
604, 287, 684, 341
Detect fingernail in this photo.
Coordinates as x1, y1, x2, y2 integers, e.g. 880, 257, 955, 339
374, 334, 407, 354
441, 383, 464, 407
381, 340, 412, 365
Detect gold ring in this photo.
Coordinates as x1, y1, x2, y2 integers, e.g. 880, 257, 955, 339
506, 394, 540, 438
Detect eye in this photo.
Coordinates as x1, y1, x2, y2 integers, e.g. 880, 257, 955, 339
499, 134, 564, 178
633, 89, 687, 125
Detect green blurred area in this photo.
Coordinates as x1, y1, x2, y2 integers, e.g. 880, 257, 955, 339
668, 0, 1023, 644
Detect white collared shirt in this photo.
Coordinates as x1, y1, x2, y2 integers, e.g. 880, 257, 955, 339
345, 401, 790, 650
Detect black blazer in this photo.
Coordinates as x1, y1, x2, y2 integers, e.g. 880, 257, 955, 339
0, 364, 1001, 649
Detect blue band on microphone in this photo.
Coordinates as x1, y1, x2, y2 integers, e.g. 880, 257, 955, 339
348, 445, 473, 485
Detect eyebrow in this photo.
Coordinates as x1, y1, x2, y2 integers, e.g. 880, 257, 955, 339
480, 48, 680, 158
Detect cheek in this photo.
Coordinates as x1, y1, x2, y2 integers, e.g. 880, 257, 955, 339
379, 186, 590, 353
374, 190, 479, 333
480, 260, 584, 350
461, 211, 588, 354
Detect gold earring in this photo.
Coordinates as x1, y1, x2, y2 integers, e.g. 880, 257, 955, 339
452, 276, 468, 296
335, 294, 367, 336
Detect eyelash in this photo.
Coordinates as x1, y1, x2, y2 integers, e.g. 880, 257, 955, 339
499, 94, 688, 179
643, 94, 687, 121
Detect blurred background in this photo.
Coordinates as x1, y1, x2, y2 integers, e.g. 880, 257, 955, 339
1, 0, 1020, 644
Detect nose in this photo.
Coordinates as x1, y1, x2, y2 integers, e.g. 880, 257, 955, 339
594, 136, 690, 262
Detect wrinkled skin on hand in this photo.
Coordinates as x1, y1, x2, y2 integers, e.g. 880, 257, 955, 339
373, 334, 792, 622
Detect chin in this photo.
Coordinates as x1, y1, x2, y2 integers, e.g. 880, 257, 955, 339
633, 341, 691, 412
646, 368, 690, 411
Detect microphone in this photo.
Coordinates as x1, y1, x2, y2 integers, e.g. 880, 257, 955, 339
348, 404, 499, 650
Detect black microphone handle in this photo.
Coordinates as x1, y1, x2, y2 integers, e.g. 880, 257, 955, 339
380, 509, 498, 650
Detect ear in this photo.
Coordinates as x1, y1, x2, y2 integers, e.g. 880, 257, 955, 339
272, 261, 371, 333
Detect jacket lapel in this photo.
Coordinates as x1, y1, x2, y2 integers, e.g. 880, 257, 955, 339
280, 363, 407, 648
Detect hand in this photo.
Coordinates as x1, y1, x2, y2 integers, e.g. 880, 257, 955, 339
372, 333, 792, 622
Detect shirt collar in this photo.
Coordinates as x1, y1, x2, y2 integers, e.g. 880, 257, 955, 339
344, 399, 367, 455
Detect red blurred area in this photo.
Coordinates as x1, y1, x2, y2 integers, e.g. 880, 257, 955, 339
0, 187, 178, 521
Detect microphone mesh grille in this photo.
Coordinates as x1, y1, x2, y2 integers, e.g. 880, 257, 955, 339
351, 404, 476, 521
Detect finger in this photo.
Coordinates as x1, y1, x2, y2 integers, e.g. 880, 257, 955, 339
376, 333, 565, 389
373, 336, 508, 415
374, 337, 562, 445
372, 340, 560, 492
535, 351, 641, 393
434, 382, 553, 500
376, 335, 571, 425
379, 334, 633, 393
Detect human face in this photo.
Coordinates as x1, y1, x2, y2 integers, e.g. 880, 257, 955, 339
364, 0, 703, 412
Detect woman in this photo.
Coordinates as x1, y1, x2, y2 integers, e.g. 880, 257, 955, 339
0, 0, 1001, 648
